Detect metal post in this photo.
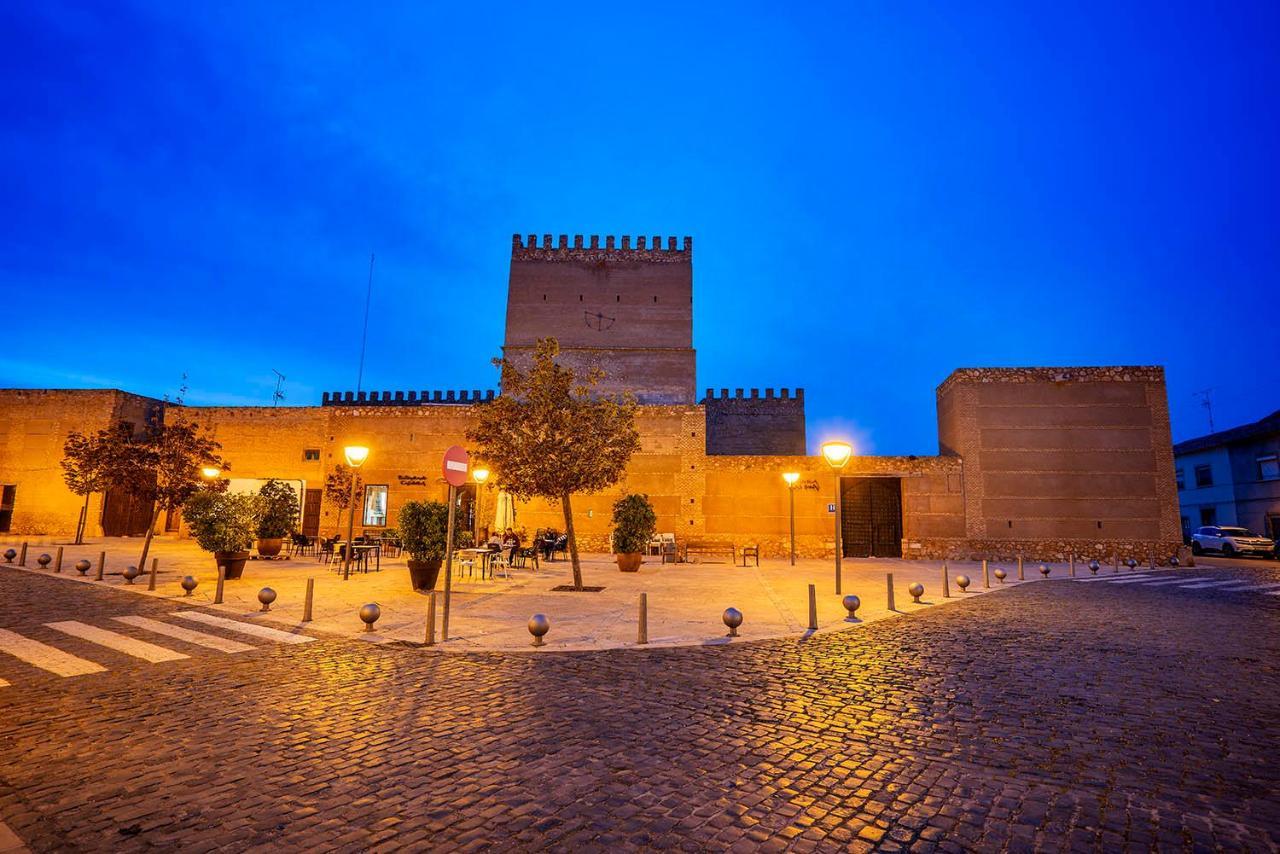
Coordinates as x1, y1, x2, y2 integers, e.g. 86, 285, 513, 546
147, 557, 159, 591
442, 484, 457, 642
1069, 554, 1075, 577
788, 485, 796, 566
474, 483, 483, 546
886, 572, 895, 611
96, 550, 105, 581
943, 562, 950, 597
214, 566, 225, 604
425, 592, 437, 646
807, 584, 818, 630
302, 578, 314, 622
18, 543, 26, 566
55, 546, 63, 573
1017, 553, 1024, 580
1149, 550, 1156, 570
343, 475, 357, 581
1112, 553, 1118, 573
982, 559, 990, 588
638, 592, 649, 644
832, 472, 843, 595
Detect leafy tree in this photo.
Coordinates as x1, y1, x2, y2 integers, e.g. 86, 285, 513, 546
110, 409, 229, 580
255, 479, 299, 539
467, 338, 640, 590
325, 464, 364, 534
182, 491, 258, 554
60, 423, 130, 544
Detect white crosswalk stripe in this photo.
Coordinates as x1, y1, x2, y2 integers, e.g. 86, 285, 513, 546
1178, 580, 1243, 590
1134, 577, 1212, 587
112, 616, 256, 653
46, 621, 189, 663
1100, 577, 1163, 585
1211, 582, 1280, 593
0, 628, 106, 677
173, 612, 315, 644
1076, 574, 1151, 583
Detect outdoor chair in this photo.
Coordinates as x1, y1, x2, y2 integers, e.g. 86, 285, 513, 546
512, 546, 539, 571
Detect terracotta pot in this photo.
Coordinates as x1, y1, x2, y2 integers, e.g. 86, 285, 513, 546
616, 553, 643, 572
407, 558, 443, 591
214, 550, 250, 580
257, 538, 284, 557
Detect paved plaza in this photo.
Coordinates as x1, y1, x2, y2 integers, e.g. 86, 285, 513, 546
0, 552, 1276, 851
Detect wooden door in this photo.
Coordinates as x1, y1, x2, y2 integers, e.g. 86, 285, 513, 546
301, 489, 322, 537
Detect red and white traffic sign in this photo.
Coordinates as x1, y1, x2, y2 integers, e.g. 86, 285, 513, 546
442, 445, 470, 487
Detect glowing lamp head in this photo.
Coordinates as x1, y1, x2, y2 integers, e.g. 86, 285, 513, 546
782, 471, 800, 486
473, 467, 490, 484
343, 445, 370, 468
820, 441, 853, 470
201, 467, 221, 479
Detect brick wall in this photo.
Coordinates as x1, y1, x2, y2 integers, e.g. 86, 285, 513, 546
702, 388, 806, 456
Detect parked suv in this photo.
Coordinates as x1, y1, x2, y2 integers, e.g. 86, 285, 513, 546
1190, 526, 1276, 558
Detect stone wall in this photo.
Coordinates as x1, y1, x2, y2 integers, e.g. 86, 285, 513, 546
702, 388, 806, 456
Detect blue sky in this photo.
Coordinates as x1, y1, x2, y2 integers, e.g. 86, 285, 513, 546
2, 1, 1276, 453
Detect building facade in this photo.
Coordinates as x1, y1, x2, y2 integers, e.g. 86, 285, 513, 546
1173, 410, 1280, 539
0, 234, 1183, 561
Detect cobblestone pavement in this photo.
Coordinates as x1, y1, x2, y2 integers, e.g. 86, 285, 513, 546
0, 562, 1276, 852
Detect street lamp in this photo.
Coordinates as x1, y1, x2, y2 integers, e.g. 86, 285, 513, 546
201, 467, 221, 479
472, 467, 490, 544
343, 445, 370, 581
821, 441, 853, 594
782, 471, 800, 566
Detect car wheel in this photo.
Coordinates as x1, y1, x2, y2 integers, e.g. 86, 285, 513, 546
1191, 541, 1203, 556
1221, 543, 1236, 558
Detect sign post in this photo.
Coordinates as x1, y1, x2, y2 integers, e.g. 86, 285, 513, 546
440, 445, 470, 642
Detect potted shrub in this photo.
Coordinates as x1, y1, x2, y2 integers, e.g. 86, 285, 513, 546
612, 493, 656, 572
398, 500, 450, 591
182, 491, 258, 580
255, 479, 299, 557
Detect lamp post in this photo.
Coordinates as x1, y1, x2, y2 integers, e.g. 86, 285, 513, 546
782, 471, 800, 566
472, 467, 490, 545
821, 441, 853, 595
342, 445, 370, 581
201, 466, 221, 480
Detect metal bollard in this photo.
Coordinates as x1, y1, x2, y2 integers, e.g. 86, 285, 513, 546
842, 595, 861, 620
2, 548, 14, 564
529, 613, 550, 646
214, 566, 225, 604
909, 582, 924, 603
258, 587, 277, 612
956, 574, 971, 592
302, 578, 314, 622
722, 607, 743, 637
18, 542, 27, 566
74, 559, 90, 576
96, 551, 105, 581
807, 584, 818, 630
55, 546, 63, 573
123, 565, 141, 584
360, 603, 381, 632
886, 573, 895, 612
1149, 551, 1156, 570
424, 592, 436, 645
147, 557, 159, 591
983, 559, 990, 589
943, 562, 950, 598
639, 592, 649, 644
37, 553, 52, 569
1017, 553, 1024, 581
994, 567, 1007, 583
180, 576, 198, 596
1112, 553, 1118, 573
1069, 554, 1075, 577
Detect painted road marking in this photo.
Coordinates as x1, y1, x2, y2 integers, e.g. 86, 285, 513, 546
174, 612, 315, 644
46, 621, 189, 663
1076, 574, 1152, 583
1134, 577, 1212, 587
1101, 577, 1163, 585
1211, 581, 1280, 593
1177, 580, 1242, 590
112, 616, 256, 653
0, 628, 107, 677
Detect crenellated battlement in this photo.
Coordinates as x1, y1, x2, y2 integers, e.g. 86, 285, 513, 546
321, 389, 497, 407
701, 387, 804, 402
512, 233, 692, 262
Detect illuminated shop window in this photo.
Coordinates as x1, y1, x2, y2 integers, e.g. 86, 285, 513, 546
363, 485, 388, 527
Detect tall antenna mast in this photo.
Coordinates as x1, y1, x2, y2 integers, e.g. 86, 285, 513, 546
1193, 388, 1216, 433
356, 252, 375, 394
271, 369, 286, 407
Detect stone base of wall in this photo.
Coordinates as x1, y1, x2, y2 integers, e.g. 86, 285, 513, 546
905, 538, 1188, 565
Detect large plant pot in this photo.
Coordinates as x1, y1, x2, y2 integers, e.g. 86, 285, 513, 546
408, 558, 443, 591
257, 538, 284, 557
616, 553, 643, 572
214, 550, 251, 580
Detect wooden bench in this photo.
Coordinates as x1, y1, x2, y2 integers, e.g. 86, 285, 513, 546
681, 540, 736, 564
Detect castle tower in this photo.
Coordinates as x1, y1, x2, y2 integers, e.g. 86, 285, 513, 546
503, 234, 696, 404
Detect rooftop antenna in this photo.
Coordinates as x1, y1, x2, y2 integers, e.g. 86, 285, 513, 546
1193, 388, 1216, 433
356, 252, 375, 394
271, 369, 286, 407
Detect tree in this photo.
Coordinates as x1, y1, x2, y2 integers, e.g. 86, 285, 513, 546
60, 423, 130, 544
467, 338, 640, 590
110, 409, 229, 584
325, 464, 364, 535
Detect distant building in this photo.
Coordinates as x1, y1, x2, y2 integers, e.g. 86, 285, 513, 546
1173, 410, 1280, 538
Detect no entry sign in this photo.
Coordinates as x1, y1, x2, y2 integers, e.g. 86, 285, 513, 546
442, 445, 470, 487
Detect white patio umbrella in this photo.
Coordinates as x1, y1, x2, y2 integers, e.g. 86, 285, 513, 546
492, 490, 516, 533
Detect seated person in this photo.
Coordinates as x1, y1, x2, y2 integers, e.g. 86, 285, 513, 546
486, 531, 502, 550
502, 528, 522, 562
540, 529, 559, 559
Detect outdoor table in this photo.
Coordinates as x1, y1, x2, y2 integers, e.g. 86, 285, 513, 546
335, 543, 381, 573
457, 548, 497, 579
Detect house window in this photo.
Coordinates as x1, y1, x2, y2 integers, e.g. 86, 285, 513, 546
362, 485, 388, 527
1199, 506, 1217, 526
303, 448, 321, 461
1175, 468, 1184, 490
1257, 454, 1279, 481
1194, 464, 1213, 488
1180, 516, 1190, 536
